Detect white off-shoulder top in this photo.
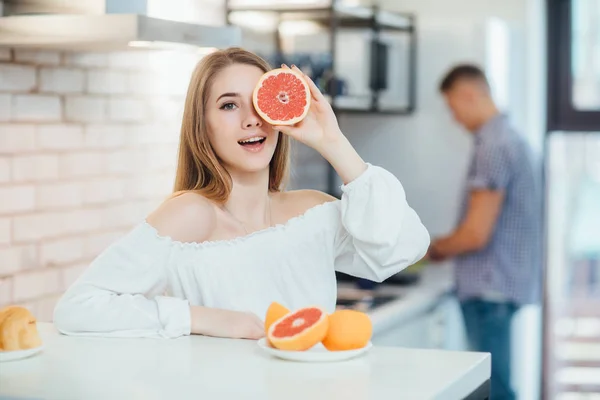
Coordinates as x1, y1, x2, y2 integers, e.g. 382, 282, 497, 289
53, 164, 430, 339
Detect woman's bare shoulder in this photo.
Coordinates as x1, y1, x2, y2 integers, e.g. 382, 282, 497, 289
146, 192, 217, 243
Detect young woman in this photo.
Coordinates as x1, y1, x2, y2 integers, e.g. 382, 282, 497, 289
53, 48, 429, 340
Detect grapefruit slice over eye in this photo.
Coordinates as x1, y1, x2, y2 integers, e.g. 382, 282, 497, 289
252, 68, 311, 126
267, 306, 329, 351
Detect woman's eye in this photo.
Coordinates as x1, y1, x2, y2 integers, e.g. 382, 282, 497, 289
220, 102, 237, 111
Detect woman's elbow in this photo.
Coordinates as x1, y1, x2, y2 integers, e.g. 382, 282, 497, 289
416, 220, 431, 260
53, 294, 89, 335
402, 209, 430, 263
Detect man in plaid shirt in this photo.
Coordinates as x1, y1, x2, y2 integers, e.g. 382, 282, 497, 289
427, 65, 542, 400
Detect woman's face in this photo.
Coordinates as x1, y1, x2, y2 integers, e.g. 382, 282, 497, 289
205, 63, 278, 174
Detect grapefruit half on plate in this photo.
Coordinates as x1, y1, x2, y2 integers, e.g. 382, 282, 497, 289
267, 306, 328, 351
252, 68, 311, 126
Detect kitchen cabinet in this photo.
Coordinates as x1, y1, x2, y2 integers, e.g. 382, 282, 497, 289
372, 295, 467, 350
373, 307, 432, 348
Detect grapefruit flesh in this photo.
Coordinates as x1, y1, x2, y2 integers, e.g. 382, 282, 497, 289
264, 302, 290, 344
267, 306, 328, 351
321, 309, 373, 351
252, 68, 311, 126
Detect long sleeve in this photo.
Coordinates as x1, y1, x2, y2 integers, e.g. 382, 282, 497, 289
53, 223, 191, 339
333, 164, 430, 282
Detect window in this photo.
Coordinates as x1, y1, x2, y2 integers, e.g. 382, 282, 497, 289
572, 0, 600, 111
548, 0, 600, 131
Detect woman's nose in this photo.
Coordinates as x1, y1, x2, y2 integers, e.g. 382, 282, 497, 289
244, 112, 263, 128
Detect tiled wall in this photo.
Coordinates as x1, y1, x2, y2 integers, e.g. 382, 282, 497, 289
0, 47, 202, 321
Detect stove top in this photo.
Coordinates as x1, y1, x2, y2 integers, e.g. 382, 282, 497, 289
335, 294, 399, 312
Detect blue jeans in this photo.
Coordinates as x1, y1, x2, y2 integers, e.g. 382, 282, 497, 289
460, 299, 518, 400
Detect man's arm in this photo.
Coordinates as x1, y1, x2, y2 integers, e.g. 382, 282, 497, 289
428, 189, 504, 260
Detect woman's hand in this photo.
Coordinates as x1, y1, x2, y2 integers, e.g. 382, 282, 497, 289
190, 306, 265, 340
273, 64, 367, 185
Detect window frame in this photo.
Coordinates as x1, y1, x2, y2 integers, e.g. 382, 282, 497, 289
547, 0, 600, 132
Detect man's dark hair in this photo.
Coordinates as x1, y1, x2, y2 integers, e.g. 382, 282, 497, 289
439, 64, 490, 92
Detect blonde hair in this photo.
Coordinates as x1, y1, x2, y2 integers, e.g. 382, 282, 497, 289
173, 47, 290, 204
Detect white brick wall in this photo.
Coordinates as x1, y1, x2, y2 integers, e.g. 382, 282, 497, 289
37, 182, 82, 209
0, 65, 37, 92
109, 98, 147, 122
61, 263, 87, 289
12, 154, 60, 181
40, 68, 85, 94
0, 218, 10, 245
59, 152, 105, 178
105, 149, 132, 174
0, 186, 36, 213
0, 245, 38, 276
0, 277, 13, 307
82, 178, 125, 204
84, 231, 126, 258
65, 96, 107, 122
37, 124, 84, 150
63, 209, 104, 234
12, 213, 58, 243
0, 47, 198, 322
40, 237, 85, 267
0, 95, 11, 121
84, 124, 127, 148
128, 72, 156, 95
13, 269, 61, 302
0, 124, 36, 152
13, 95, 62, 122
87, 70, 128, 94
13, 213, 64, 242
22, 294, 62, 323
0, 157, 10, 183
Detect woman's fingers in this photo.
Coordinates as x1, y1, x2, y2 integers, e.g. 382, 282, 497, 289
281, 64, 324, 104
305, 75, 326, 103
292, 65, 325, 103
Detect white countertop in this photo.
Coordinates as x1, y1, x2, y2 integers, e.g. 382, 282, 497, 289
1, 321, 490, 400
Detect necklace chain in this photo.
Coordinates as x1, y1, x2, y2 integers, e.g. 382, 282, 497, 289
223, 196, 272, 235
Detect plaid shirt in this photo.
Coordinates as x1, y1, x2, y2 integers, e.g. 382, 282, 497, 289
454, 114, 543, 305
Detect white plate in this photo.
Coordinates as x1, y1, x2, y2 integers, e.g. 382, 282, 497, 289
257, 339, 372, 363
0, 345, 44, 362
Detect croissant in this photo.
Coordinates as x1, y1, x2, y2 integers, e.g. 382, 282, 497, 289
0, 305, 43, 351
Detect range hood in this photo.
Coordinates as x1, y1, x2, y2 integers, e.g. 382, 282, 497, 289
0, 0, 241, 52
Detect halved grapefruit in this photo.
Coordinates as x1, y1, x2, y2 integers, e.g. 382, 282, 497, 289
267, 306, 328, 351
252, 68, 311, 126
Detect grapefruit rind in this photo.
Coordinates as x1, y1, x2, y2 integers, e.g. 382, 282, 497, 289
267, 306, 329, 351
252, 68, 311, 126
321, 309, 373, 351
264, 302, 290, 334
264, 302, 291, 347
